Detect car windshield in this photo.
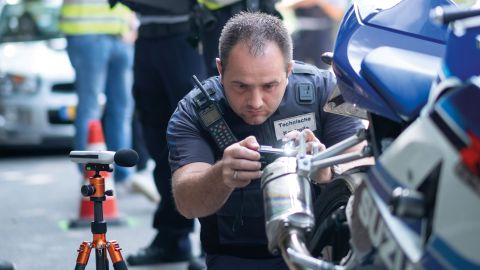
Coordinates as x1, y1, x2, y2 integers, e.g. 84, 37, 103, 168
0, 0, 63, 43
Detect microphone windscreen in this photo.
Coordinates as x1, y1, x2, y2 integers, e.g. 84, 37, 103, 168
114, 149, 139, 167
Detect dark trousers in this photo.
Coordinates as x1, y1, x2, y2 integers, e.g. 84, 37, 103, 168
132, 109, 149, 171
133, 32, 206, 242
201, 8, 231, 77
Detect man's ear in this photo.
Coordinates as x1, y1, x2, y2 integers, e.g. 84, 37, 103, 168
216, 58, 223, 78
286, 60, 293, 78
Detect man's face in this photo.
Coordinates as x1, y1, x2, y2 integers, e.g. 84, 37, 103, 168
217, 41, 292, 125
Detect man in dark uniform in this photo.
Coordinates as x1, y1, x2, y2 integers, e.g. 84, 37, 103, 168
167, 12, 364, 269
108, 0, 207, 266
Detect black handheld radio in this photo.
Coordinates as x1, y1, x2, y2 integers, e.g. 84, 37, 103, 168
192, 75, 237, 151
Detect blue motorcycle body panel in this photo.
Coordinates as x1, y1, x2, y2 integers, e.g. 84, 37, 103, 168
443, 27, 480, 80
366, 0, 449, 43
434, 82, 480, 139
333, 0, 453, 122
361, 47, 441, 120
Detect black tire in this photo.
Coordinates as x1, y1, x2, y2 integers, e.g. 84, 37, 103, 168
308, 167, 369, 262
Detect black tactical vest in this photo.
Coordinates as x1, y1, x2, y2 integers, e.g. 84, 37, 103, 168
198, 61, 333, 258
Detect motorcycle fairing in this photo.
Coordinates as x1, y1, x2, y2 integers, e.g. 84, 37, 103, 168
351, 81, 480, 269
333, 0, 452, 122
361, 46, 441, 121
433, 81, 480, 141
365, 0, 451, 43
349, 182, 421, 270
443, 21, 480, 81
422, 235, 480, 269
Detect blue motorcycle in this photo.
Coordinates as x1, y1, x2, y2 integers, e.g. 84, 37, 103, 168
261, 1, 480, 269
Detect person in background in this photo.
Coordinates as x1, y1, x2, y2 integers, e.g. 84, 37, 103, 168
194, 0, 281, 76
167, 12, 365, 270
59, 0, 135, 186
279, 0, 348, 69
107, 0, 207, 267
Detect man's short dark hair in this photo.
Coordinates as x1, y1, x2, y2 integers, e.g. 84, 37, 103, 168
218, 12, 292, 73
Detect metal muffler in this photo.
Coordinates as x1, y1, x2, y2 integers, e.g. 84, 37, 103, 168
261, 157, 314, 255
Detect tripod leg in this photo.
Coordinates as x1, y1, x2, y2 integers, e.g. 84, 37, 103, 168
75, 242, 92, 270
95, 246, 109, 270
107, 240, 128, 270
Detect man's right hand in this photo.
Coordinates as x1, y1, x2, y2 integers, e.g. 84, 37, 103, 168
221, 136, 262, 189
172, 136, 263, 218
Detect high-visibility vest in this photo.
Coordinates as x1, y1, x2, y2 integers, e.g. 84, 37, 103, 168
59, 0, 132, 35
197, 0, 242, 10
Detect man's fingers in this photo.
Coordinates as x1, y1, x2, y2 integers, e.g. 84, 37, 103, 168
232, 171, 263, 183
283, 129, 320, 144
302, 129, 320, 143
239, 135, 260, 150
231, 159, 262, 171
307, 141, 326, 154
224, 168, 262, 189
226, 140, 260, 161
283, 130, 301, 142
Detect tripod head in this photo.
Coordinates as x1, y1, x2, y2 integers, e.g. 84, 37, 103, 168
69, 149, 139, 199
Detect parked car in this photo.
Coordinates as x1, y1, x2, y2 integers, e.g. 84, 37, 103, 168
0, 0, 76, 148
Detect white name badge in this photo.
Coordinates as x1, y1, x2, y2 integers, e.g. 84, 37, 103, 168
273, 113, 317, 140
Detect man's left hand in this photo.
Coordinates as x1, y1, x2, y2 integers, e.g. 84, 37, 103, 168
283, 129, 332, 183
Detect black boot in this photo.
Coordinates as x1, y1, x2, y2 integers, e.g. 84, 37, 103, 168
188, 255, 206, 270
126, 233, 191, 266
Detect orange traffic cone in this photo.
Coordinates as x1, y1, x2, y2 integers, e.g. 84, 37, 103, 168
69, 120, 126, 228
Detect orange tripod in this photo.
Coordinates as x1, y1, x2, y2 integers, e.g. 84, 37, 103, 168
74, 163, 128, 270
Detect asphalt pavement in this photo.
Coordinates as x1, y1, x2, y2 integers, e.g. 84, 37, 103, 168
0, 149, 200, 270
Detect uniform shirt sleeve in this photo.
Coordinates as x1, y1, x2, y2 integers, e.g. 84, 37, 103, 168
318, 70, 364, 147
167, 96, 216, 173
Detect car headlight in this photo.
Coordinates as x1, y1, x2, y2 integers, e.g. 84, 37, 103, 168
0, 73, 39, 96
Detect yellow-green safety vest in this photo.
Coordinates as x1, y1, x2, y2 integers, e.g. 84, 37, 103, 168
59, 0, 132, 35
